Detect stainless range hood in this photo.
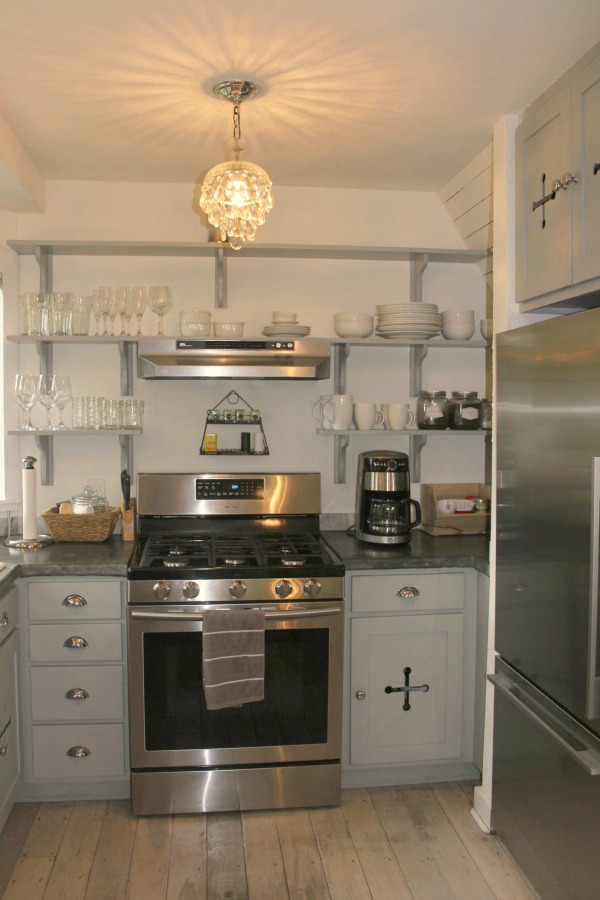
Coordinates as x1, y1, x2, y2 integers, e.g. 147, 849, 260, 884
137, 338, 331, 380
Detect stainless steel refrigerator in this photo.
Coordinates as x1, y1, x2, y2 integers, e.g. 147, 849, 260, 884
493, 307, 600, 900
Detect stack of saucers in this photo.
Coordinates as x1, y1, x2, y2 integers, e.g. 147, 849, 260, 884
375, 303, 441, 340
262, 310, 310, 339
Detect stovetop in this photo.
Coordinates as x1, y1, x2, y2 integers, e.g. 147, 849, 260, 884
128, 531, 344, 581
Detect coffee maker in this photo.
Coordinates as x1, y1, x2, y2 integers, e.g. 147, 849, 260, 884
355, 450, 421, 545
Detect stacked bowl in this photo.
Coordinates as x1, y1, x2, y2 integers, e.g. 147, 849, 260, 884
180, 310, 211, 336
375, 303, 441, 340
333, 313, 374, 338
263, 311, 310, 338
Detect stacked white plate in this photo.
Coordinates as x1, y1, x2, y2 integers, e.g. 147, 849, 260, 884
375, 303, 441, 340
262, 324, 311, 338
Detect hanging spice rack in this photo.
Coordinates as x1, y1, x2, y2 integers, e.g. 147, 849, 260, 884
199, 390, 270, 456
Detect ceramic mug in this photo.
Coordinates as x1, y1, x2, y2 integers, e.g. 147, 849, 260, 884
313, 394, 333, 429
353, 402, 384, 431
323, 394, 353, 430
385, 402, 416, 430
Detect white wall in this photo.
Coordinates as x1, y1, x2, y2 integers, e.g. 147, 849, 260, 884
5, 180, 486, 517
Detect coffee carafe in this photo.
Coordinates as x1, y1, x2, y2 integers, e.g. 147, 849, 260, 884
355, 450, 421, 544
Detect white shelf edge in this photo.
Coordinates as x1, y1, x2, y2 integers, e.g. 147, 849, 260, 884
317, 429, 488, 436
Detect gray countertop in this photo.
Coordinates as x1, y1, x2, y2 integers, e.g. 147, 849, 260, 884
0, 530, 489, 592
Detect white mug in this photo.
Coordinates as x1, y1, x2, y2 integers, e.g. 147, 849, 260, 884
323, 394, 353, 430
313, 394, 333, 429
386, 402, 416, 430
353, 402, 384, 431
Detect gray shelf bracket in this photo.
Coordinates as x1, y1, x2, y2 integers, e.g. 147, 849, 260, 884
410, 253, 429, 302
34, 245, 53, 294
332, 342, 350, 394
118, 341, 135, 396
34, 434, 53, 486
119, 434, 134, 475
409, 433, 428, 483
333, 434, 350, 484
410, 344, 429, 397
35, 340, 52, 376
215, 247, 227, 308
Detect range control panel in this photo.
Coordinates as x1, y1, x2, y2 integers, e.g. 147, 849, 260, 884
195, 478, 266, 500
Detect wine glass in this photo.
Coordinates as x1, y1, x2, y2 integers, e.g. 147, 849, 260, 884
53, 375, 72, 430
115, 286, 132, 336
98, 286, 113, 336
37, 374, 58, 430
147, 286, 173, 336
131, 287, 146, 336
13, 374, 38, 430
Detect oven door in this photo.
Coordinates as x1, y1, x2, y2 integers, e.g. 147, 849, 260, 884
128, 601, 343, 769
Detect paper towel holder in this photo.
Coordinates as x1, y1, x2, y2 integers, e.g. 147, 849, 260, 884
4, 456, 53, 548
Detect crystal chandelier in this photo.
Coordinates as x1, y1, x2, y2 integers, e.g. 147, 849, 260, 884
200, 80, 273, 251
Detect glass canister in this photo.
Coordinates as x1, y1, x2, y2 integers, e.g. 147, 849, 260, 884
416, 391, 449, 430
448, 391, 483, 429
72, 485, 108, 514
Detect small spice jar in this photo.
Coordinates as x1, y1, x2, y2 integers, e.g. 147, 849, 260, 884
448, 391, 482, 430
416, 391, 449, 430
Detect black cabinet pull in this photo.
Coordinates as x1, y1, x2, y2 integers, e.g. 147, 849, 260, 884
385, 666, 430, 711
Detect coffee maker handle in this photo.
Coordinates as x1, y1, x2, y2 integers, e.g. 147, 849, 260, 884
409, 499, 421, 529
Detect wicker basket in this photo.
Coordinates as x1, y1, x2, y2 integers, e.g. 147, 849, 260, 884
42, 506, 121, 542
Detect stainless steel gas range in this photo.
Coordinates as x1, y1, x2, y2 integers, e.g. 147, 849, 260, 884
127, 472, 344, 815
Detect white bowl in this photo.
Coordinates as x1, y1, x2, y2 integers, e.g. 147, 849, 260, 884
180, 322, 211, 337
334, 317, 374, 338
334, 312, 373, 322
272, 311, 298, 324
480, 318, 492, 340
180, 310, 211, 324
213, 321, 244, 337
441, 309, 475, 322
441, 322, 475, 340
437, 498, 460, 514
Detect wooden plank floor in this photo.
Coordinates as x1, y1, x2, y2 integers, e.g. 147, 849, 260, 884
0, 783, 538, 899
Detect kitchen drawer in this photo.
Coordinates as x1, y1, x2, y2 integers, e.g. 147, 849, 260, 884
32, 723, 125, 779
0, 586, 18, 649
29, 623, 123, 662
28, 581, 122, 621
0, 631, 20, 801
351, 572, 465, 613
31, 665, 124, 721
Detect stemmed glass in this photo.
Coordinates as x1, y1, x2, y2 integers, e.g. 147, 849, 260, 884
147, 286, 173, 336
91, 290, 103, 336
53, 375, 72, 430
115, 286, 132, 335
13, 374, 38, 430
36, 375, 58, 431
131, 287, 146, 336
98, 286, 113, 336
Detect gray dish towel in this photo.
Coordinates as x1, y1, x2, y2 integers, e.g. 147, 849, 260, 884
202, 608, 265, 710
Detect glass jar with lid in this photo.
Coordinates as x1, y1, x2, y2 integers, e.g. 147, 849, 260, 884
71, 485, 109, 515
448, 391, 482, 430
416, 391, 449, 430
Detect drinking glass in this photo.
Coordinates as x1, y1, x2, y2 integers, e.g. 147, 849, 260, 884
115, 286, 132, 336
71, 295, 92, 335
131, 287, 146, 336
98, 286, 113, 336
91, 290, 103, 336
49, 292, 73, 335
13, 374, 38, 430
37, 374, 58, 430
53, 375, 72, 429
108, 295, 119, 336
147, 286, 173, 336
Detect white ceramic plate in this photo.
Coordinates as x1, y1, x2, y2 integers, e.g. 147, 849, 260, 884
262, 325, 311, 337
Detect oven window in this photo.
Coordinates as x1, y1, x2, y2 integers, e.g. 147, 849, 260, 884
143, 629, 330, 750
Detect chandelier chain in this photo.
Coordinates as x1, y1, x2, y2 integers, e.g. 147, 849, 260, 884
232, 104, 242, 154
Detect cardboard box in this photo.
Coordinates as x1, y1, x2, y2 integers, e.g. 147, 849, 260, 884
420, 483, 490, 536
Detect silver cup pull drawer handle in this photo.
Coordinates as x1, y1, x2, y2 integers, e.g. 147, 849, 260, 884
396, 587, 420, 599
63, 636, 89, 649
65, 688, 90, 700
66, 746, 90, 759
62, 594, 87, 607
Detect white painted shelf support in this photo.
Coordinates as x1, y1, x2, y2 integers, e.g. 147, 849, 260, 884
410, 253, 428, 302
410, 344, 429, 397
334, 434, 350, 484
408, 433, 428, 482
34, 434, 53, 486
215, 246, 227, 308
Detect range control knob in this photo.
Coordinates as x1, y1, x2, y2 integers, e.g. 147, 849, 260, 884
304, 578, 322, 598
275, 579, 294, 600
182, 581, 200, 600
229, 580, 247, 599
153, 581, 171, 600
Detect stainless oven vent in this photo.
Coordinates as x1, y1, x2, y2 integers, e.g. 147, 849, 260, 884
137, 338, 331, 380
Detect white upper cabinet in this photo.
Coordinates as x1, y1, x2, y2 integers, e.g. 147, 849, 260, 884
516, 47, 600, 311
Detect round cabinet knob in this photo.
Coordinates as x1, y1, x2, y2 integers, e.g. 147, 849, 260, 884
0, 744, 7, 757
0, 614, 9, 628
275, 579, 294, 600
355, 690, 366, 700
229, 580, 247, 599
153, 581, 171, 600
182, 581, 200, 600
304, 578, 321, 598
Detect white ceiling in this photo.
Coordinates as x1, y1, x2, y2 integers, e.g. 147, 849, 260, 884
0, 0, 598, 211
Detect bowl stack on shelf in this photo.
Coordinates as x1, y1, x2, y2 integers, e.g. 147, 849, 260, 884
262, 311, 310, 339
375, 303, 441, 340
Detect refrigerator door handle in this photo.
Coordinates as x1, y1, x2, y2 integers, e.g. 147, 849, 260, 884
588, 458, 600, 719
489, 673, 600, 776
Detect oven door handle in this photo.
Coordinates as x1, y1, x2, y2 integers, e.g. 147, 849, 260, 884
129, 607, 341, 621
